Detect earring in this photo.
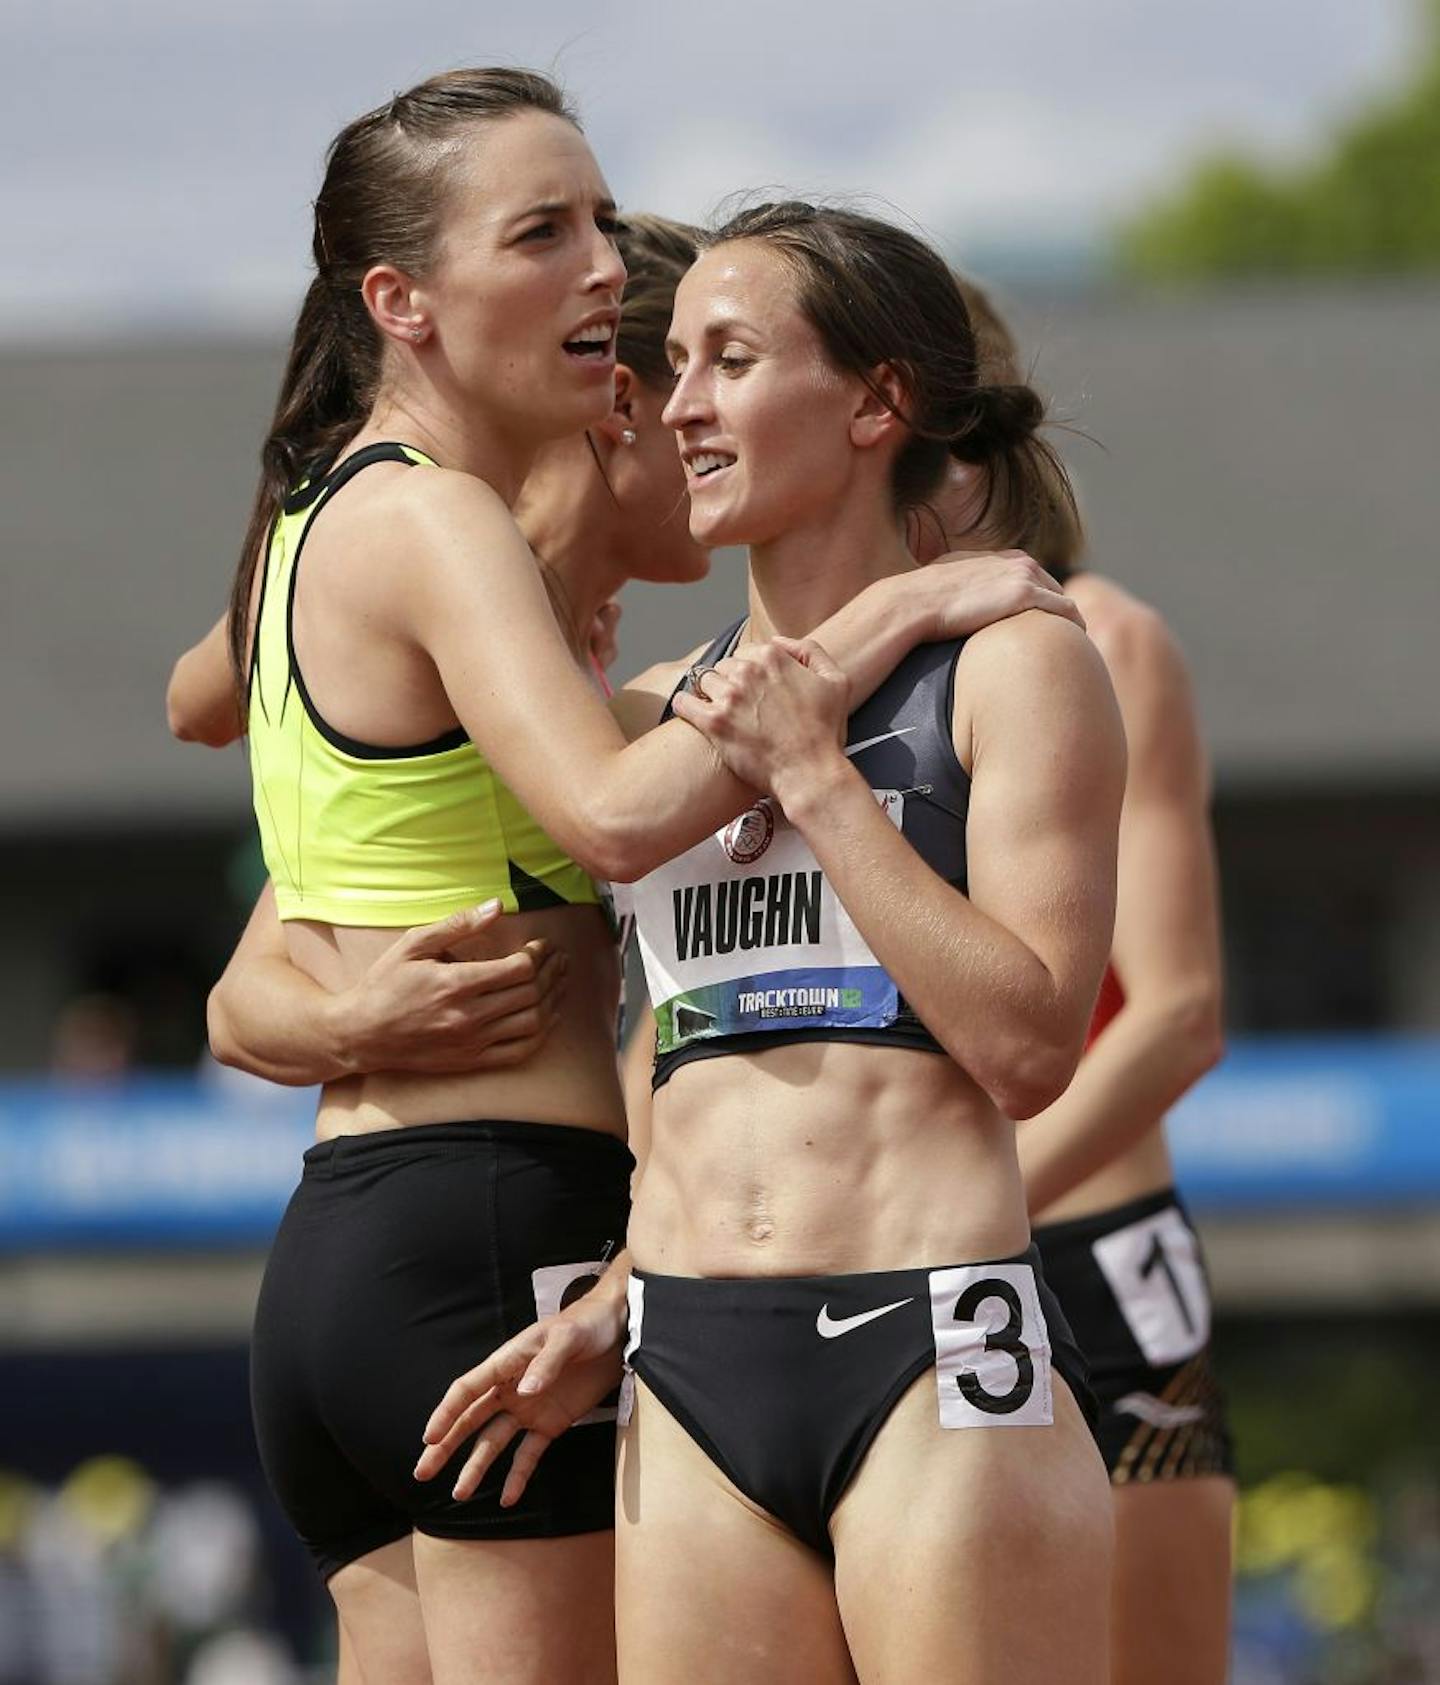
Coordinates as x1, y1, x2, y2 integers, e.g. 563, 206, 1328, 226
410, 327, 423, 342
620, 428, 637, 445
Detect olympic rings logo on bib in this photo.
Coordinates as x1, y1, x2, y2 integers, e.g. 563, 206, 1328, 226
723, 800, 776, 865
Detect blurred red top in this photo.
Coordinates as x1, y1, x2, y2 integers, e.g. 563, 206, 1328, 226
1086, 964, 1125, 1050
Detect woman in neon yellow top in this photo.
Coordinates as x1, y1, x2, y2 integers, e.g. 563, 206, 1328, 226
187, 70, 1081, 1685
248, 442, 603, 925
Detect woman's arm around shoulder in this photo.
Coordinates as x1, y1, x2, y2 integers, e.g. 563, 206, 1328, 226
607, 549, 1079, 748
385, 470, 753, 881
391, 468, 1084, 881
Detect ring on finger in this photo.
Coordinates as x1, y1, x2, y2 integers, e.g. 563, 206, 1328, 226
686, 662, 717, 701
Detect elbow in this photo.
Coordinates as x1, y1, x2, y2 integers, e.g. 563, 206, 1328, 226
992, 1061, 1076, 1122
166, 691, 228, 748
165, 656, 210, 743
166, 679, 201, 743
970, 1034, 1082, 1123
589, 839, 649, 885
568, 794, 653, 884
1166, 987, 1225, 1087
171, 714, 236, 750
602, 847, 656, 886
206, 984, 244, 1072
167, 666, 240, 748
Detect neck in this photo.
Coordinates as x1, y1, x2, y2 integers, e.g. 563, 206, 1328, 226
513, 434, 630, 644
747, 484, 917, 640
362, 380, 538, 508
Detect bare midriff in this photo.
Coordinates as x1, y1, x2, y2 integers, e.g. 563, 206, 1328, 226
287, 904, 625, 1142
631, 1041, 1029, 1278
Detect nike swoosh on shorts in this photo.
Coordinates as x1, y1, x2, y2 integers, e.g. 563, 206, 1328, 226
816, 1297, 915, 1339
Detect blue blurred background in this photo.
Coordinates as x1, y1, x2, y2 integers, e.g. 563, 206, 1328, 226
2, 1, 1438, 1678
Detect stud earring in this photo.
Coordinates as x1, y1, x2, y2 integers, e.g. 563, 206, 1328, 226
620, 428, 637, 445
410, 327, 423, 342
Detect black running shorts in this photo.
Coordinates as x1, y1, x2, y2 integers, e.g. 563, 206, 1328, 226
250, 1120, 631, 1580
1033, 1188, 1234, 1484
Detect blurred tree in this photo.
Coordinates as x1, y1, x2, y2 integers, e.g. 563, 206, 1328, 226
1119, 0, 1440, 277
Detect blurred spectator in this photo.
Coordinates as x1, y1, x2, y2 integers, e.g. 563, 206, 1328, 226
0, 1460, 313, 1685
50, 997, 137, 1082
146, 1484, 260, 1639
184, 1633, 300, 1685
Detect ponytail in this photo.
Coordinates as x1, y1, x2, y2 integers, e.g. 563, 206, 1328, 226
948, 382, 1044, 464
947, 382, 1083, 573
226, 276, 369, 691
951, 275, 1084, 573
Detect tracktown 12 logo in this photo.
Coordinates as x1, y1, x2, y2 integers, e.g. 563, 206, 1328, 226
737, 985, 866, 1018
723, 800, 775, 865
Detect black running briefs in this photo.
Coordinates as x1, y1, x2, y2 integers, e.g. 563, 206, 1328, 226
625, 1243, 1095, 1556
1033, 1188, 1234, 1483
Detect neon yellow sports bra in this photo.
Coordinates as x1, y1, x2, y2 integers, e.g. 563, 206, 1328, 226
247, 441, 600, 925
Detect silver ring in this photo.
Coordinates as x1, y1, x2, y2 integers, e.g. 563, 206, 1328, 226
686, 663, 716, 701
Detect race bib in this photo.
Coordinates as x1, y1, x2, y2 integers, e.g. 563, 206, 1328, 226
929, 1262, 1053, 1429
1091, 1206, 1210, 1366
531, 1261, 617, 1426
531, 1260, 607, 1319
617, 1276, 646, 1428
629, 791, 906, 1053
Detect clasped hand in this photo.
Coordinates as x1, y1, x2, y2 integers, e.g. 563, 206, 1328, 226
671, 635, 850, 798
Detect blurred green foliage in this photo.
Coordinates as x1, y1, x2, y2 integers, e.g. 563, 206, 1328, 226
1119, 0, 1440, 277
1238, 1473, 1380, 1630
1216, 1313, 1440, 1677
1216, 1313, 1440, 1486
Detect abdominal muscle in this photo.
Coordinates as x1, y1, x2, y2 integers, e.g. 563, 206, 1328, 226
285, 903, 626, 1142
629, 1040, 1030, 1278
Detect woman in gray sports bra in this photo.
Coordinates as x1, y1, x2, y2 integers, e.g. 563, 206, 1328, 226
425, 202, 1127, 1685
175, 178, 1079, 1683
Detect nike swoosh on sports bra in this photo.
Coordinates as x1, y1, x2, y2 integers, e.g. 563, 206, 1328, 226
624, 617, 972, 1088
247, 442, 600, 925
